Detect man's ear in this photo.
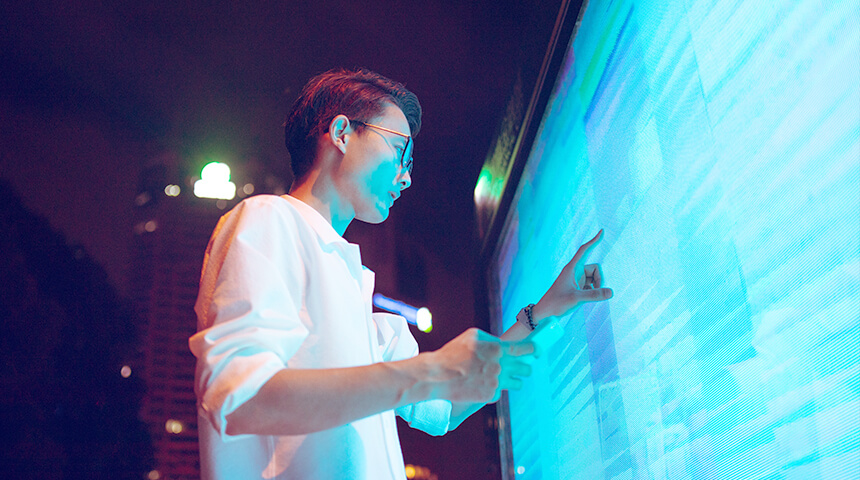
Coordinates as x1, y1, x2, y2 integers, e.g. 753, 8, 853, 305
328, 115, 351, 154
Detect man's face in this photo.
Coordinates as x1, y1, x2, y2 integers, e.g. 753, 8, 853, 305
335, 103, 413, 224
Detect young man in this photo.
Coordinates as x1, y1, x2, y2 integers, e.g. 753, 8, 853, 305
190, 68, 612, 479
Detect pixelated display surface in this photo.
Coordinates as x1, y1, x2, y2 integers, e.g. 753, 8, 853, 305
490, 1, 860, 478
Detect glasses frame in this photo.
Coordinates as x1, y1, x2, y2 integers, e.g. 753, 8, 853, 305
350, 119, 413, 176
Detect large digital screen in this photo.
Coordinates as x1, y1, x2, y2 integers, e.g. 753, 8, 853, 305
487, 1, 859, 478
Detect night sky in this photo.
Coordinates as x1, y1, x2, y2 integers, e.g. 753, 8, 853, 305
1, 0, 534, 295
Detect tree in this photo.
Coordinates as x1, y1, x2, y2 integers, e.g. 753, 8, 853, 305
0, 180, 153, 479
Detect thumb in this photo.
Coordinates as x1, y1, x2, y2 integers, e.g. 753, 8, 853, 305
577, 288, 613, 302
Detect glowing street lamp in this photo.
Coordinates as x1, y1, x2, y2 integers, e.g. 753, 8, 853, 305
194, 162, 236, 200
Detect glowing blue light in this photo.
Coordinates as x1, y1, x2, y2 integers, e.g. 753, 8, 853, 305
372, 294, 433, 333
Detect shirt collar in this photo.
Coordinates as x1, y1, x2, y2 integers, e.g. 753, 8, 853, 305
282, 195, 371, 284
281, 194, 347, 245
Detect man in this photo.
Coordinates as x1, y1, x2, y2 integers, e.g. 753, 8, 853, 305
189, 68, 612, 479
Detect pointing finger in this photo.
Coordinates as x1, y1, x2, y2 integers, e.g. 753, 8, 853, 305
571, 229, 604, 267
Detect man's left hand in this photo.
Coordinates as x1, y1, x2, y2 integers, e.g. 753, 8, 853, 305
533, 229, 613, 322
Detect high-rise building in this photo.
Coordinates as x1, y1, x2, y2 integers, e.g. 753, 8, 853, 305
131, 153, 284, 480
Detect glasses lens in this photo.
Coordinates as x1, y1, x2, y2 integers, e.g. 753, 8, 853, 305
402, 138, 414, 175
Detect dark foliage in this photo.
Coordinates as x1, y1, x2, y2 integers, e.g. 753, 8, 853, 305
0, 180, 153, 479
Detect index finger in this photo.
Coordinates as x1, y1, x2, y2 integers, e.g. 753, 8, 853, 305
571, 229, 604, 267
503, 339, 536, 357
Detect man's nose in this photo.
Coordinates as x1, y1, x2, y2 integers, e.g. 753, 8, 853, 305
399, 170, 412, 190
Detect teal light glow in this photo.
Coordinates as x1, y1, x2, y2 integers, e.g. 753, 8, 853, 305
474, 165, 507, 208
491, 0, 860, 479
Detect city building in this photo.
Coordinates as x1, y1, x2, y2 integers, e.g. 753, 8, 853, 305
131, 152, 282, 479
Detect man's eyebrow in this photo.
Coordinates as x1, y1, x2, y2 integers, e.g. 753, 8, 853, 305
382, 131, 408, 147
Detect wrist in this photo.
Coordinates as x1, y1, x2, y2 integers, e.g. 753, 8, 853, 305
531, 300, 555, 324
393, 352, 441, 404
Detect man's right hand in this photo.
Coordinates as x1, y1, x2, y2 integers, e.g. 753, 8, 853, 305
223, 328, 536, 436
421, 328, 535, 404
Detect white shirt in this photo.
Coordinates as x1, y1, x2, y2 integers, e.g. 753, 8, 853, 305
189, 195, 451, 480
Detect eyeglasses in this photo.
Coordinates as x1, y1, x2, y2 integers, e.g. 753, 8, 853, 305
350, 119, 413, 175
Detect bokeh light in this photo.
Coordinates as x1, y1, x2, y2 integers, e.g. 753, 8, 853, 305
165, 419, 183, 434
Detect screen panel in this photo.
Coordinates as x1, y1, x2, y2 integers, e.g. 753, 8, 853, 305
489, 1, 860, 478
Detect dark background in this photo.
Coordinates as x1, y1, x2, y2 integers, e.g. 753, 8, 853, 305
1, 0, 541, 290
1, 1, 561, 478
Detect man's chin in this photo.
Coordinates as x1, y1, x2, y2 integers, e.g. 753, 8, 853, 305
356, 207, 389, 225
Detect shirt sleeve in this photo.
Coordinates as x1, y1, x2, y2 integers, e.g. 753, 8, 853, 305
373, 312, 452, 436
189, 197, 309, 440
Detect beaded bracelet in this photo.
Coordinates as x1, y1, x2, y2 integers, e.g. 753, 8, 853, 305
517, 303, 538, 330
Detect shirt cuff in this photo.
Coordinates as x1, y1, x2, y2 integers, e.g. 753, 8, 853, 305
198, 352, 285, 440
396, 399, 452, 436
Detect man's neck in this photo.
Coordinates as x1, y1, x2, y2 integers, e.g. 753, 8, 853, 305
289, 171, 353, 236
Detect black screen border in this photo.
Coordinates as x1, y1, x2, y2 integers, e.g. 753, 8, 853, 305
476, 0, 589, 477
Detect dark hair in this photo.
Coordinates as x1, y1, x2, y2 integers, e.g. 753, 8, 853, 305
284, 68, 422, 180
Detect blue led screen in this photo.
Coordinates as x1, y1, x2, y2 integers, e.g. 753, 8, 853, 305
489, 1, 859, 479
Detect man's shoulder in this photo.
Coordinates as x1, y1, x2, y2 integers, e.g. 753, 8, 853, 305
236, 194, 291, 211
231, 195, 302, 220
219, 195, 307, 236
225, 194, 343, 249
